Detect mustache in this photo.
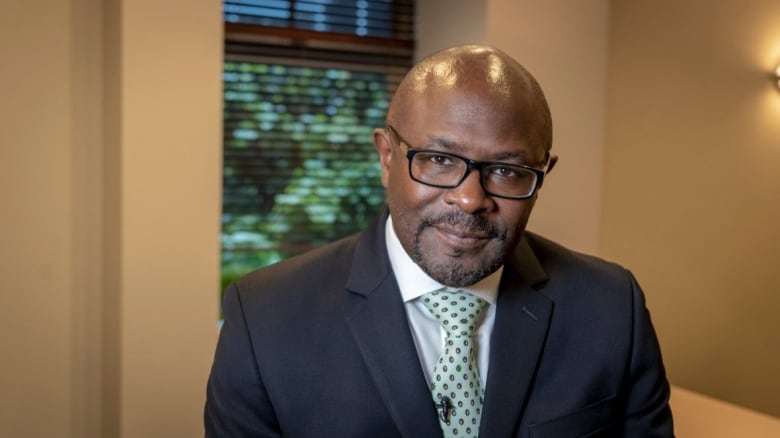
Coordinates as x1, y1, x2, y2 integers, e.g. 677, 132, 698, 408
420, 211, 503, 238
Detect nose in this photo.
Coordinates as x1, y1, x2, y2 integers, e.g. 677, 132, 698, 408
442, 170, 496, 214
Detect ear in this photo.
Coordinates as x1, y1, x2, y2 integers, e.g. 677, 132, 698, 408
373, 128, 393, 188
536, 152, 557, 191
546, 153, 558, 175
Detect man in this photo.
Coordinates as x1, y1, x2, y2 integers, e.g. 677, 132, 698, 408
205, 45, 674, 437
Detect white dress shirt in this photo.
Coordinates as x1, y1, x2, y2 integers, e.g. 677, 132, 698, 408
384, 216, 501, 388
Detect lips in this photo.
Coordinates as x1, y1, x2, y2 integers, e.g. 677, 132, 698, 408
432, 223, 493, 249
435, 223, 492, 240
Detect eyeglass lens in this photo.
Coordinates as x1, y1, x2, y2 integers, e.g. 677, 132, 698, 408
409, 151, 538, 198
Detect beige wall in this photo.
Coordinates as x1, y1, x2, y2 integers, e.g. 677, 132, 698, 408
415, 0, 487, 59
114, 0, 222, 436
602, 0, 780, 417
0, 0, 222, 436
1, 1, 76, 435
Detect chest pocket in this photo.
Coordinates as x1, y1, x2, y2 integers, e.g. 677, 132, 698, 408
528, 394, 618, 438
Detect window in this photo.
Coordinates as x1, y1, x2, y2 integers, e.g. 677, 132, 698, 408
221, 0, 415, 293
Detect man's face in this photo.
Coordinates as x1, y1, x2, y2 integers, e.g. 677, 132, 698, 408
375, 85, 548, 287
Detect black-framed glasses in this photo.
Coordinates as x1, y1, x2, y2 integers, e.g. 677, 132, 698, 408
387, 126, 546, 200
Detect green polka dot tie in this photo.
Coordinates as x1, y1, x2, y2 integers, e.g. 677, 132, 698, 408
421, 289, 486, 438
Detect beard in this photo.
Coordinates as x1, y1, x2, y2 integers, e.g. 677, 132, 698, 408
410, 210, 510, 287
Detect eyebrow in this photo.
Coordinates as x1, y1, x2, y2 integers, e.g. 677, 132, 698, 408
423, 134, 535, 165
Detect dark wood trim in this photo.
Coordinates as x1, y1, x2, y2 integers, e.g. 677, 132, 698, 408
224, 23, 414, 51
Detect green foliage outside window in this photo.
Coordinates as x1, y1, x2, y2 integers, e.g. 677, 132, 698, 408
221, 61, 388, 296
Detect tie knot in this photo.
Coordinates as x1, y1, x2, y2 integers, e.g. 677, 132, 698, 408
421, 289, 486, 337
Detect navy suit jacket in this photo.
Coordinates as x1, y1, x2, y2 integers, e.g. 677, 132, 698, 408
205, 213, 674, 437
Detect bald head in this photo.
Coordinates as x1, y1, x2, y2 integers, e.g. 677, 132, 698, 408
387, 45, 553, 153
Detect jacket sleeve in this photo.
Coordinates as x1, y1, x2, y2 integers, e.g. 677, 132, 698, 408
204, 284, 282, 437
621, 274, 675, 437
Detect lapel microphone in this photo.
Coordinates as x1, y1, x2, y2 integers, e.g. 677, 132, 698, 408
435, 396, 452, 423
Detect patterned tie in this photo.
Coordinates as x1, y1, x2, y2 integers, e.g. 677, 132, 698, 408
421, 289, 486, 438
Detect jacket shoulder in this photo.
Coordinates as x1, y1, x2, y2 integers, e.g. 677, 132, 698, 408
233, 232, 361, 303
524, 231, 630, 278
521, 231, 639, 305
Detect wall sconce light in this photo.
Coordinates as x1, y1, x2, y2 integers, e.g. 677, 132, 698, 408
773, 65, 780, 89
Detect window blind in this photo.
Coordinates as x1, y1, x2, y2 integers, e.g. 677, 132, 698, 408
221, 0, 414, 291
224, 0, 414, 39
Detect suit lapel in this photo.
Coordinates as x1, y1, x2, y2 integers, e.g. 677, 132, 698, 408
344, 213, 442, 438
480, 236, 554, 437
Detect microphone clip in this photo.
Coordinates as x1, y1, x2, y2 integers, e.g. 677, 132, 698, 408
435, 396, 452, 424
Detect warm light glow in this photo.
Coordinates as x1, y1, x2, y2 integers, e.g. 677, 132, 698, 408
775, 65, 780, 88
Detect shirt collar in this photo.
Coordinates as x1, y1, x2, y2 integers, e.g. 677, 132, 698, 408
385, 215, 501, 305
